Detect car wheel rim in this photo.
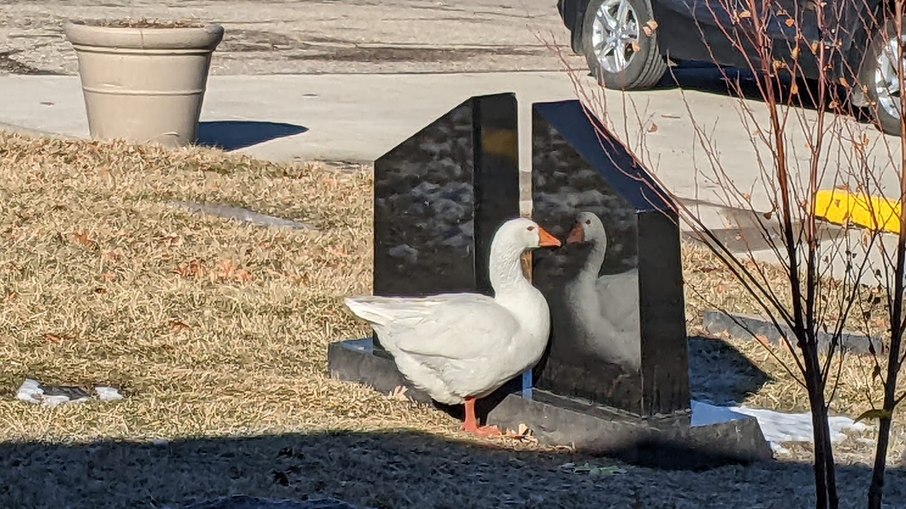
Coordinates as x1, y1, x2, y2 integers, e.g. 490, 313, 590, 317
876, 36, 906, 122
590, 0, 640, 74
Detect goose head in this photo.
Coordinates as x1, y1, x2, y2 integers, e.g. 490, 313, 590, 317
566, 212, 607, 247
493, 217, 561, 252
489, 218, 561, 299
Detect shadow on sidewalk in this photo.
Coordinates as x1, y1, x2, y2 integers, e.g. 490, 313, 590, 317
196, 120, 308, 151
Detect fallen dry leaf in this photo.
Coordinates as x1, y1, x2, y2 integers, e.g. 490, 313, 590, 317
738, 9, 752, 19
158, 234, 183, 248
170, 320, 192, 333
175, 259, 205, 278
647, 122, 659, 133
504, 423, 538, 443
70, 230, 97, 249
325, 246, 350, 259
234, 269, 253, 283
42, 332, 74, 343
388, 385, 409, 401
216, 259, 253, 283
101, 250, 122, 262
785, 18, 795, 27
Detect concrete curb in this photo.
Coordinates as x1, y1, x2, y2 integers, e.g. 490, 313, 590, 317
702, 310, 886, 356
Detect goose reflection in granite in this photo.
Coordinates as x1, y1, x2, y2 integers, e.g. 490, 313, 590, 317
561, 211, 641, 371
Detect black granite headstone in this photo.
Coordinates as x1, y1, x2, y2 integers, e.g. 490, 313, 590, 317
372, 93, 520, 298
530, 99, 691, 417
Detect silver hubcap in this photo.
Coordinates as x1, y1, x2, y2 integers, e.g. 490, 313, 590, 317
876, 36, 906, 120
591, 0, 640, 74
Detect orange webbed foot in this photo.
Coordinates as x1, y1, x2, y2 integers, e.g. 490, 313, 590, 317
462, 424, 502, 437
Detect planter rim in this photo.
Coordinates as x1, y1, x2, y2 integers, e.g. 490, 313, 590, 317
63, 20, 224, 50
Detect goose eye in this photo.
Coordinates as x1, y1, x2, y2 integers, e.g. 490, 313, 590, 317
526, 226, 536, 231
585, 220, 591, 225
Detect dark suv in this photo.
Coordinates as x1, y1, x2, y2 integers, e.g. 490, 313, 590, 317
557, 0, 903, 134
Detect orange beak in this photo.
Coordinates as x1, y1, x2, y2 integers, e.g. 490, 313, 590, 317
538, 227, 562, 247
566, 223, 585, 245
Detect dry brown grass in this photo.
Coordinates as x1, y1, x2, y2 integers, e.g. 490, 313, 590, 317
0, 131, 464, 442
0, 131, 904, 508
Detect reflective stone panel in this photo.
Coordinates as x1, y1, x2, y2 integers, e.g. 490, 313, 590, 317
372, 92, 520, 296
531, 100, 690, 417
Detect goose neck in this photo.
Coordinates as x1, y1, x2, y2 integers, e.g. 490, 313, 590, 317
582, 239, 607, 273
488, 243, 530, 296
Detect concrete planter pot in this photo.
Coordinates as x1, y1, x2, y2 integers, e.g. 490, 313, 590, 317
63, 20, 225, 148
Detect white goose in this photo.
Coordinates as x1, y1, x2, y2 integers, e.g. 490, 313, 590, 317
344, 218, 561, 436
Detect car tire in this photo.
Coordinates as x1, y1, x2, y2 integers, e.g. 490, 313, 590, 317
859, 18, 905, 136
580, 0, 667, 90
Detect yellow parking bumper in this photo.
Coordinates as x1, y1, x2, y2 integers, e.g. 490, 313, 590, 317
814, 189, 901, 234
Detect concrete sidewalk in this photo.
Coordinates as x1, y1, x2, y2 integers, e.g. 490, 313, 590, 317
6, 70, 893, 204
0, 72, 572, 165
0, 71, 902, 286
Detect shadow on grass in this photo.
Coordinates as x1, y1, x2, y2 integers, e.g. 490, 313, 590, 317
688, 335, 772, 405
196, 121, 308, 151
1, 428, 905, 508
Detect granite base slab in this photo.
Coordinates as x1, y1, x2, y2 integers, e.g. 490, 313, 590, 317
327, 338, 773, 469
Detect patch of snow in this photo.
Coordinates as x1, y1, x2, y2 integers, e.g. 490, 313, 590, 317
95, 386, 124, 401
15, 379, 43, 404
693, 400, 869, 454
15, 379, 84, 406
15, 378, 124, 406
690, 400, 750, 426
